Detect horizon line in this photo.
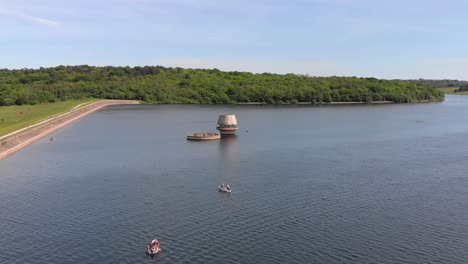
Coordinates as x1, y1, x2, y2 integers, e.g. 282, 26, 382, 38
1, 64, 467, 82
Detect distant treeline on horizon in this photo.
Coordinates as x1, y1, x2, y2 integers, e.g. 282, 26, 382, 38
401, 79, 468, 88
0, 65, 444, 106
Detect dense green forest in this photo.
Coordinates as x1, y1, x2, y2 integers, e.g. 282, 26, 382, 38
402, 79, 468, 88
0, 66, 444, 106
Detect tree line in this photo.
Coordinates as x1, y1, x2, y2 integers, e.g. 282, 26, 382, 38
402, 79, 468, 89
0, 65, 444, 106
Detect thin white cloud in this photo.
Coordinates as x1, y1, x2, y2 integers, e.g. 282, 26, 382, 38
0, 8, 58, 27
17, 12, 58, 26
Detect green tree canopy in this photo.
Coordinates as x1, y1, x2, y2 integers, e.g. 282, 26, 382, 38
0, 66, 444, 106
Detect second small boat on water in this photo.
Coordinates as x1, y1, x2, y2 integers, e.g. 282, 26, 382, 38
218, 184, 232, 193
146, 239, 161, 256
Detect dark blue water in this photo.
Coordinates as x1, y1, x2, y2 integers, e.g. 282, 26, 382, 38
1, 95, 468, 264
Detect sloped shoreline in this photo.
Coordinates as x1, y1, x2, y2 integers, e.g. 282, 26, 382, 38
0, 100, 139, 160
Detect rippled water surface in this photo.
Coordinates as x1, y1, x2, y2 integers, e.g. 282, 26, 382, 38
1, 95, 468, 264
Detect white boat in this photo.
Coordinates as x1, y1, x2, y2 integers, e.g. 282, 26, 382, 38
218, 185, 232, 193
186, 132, 220, 140
146, 239, 161, 255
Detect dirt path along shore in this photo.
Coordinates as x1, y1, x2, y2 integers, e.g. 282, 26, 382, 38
0, 100, 139, 160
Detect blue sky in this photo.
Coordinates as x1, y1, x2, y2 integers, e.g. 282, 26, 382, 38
1, 0, 467, 79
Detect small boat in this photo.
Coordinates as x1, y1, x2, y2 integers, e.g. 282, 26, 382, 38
218, 185, 232, 193
146, 239, 161, 256
186, 132, 221, 141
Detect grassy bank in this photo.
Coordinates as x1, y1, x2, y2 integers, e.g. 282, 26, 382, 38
0, 99, 98, 137
438, 87, 468, 95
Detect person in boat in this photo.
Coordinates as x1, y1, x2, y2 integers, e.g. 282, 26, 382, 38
152, 240, 159, 249
148, 239, 159, 253
226, 184, 231, 191
153, 241, 159, 252
220, 183, 225, 189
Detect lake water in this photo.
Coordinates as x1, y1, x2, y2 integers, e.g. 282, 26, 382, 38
1, 95, 468, 264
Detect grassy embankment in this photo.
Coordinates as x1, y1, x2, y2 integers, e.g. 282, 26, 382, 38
438, 87, 468, 95
0, 99, 99, 137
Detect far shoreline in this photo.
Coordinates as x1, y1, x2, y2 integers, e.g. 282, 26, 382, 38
236, 100, 442, 105
237, 101, 393, 105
